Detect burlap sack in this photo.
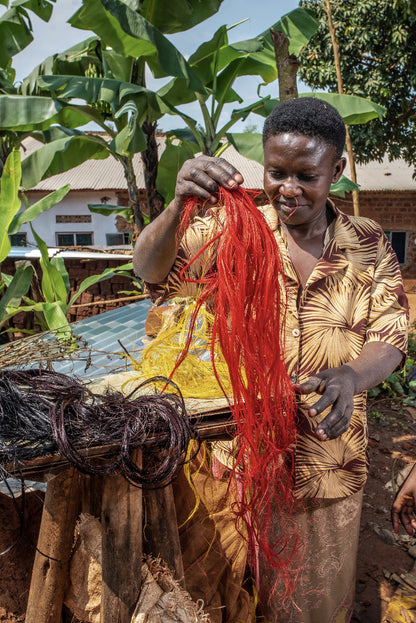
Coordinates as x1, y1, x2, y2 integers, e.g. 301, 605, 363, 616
64, 513, 209, 623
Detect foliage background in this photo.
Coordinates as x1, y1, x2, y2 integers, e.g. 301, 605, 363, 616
299, 0, 416, 172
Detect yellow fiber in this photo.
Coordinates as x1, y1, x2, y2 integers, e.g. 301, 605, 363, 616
133, 302, 234, 399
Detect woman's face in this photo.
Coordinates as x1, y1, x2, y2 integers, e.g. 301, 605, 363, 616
263, 132, 346, 227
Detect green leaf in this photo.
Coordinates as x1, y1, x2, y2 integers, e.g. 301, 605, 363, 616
0, 9, 33, 66
138, 0, 223, 34
9, 185, 70, 234
50, 257, 70, 297
111, 99, 146, 155
0, 95, 98, 131
30, 226, 68, 304
11, 0, 55, 22
0, 261, 34, 328
67, 262, 133, 310
0, 150, 22, 262
300, 93, 386, 125
38, 75, 149, 107
261, 8, 319, 57
102, 49, 134, 82
36, 301, 73, 340
329, 175, 360, 198
88, 204, 133, 222
69, 0, 207, 93
156, 140, 200, 204
21, 134, 110, 189
225, 132, 264, 165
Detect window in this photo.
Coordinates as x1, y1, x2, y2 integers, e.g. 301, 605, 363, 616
106, 233, 131, 246
385, 231, 407, 264
9, 233, 27, 247
56, 232, 93, 247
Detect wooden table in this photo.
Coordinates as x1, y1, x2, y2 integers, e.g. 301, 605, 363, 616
16, 405, 235, 623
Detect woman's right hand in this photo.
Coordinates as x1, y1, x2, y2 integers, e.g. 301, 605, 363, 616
172, 155, 244, 213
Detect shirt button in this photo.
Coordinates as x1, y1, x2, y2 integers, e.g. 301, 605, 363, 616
292, 328, 300, 337
290, 374, 298, 383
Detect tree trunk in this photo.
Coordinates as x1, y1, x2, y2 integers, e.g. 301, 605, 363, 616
120, 156, 145, 239
141, 119, 165, 222
270, 30, 299, 102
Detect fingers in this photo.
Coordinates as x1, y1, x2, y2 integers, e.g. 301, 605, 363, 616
392, 495, 416, 535
315, 400, 354, 441
295, 367, 357, 441
176, 156, 244, 205
294, 375, 327, 396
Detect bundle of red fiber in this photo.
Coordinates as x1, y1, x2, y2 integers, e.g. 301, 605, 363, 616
173, 186, 298, 595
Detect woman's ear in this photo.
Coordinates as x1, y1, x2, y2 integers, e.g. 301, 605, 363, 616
332, 157, 347, 183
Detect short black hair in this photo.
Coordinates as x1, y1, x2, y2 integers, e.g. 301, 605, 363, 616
263, 97, 346, 159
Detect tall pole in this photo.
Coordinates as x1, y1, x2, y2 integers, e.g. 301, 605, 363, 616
324, 0, 360, 216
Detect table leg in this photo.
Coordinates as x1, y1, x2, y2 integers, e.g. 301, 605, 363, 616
144, 485, 185, 587
100, 468, 143, 623
25, 468, 82, 623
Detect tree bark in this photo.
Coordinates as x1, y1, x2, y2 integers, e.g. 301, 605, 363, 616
120, 156, 145, 239
141, 119, 165, 223
270, 30, 299, 102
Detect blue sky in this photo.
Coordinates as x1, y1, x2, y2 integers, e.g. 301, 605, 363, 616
11, 0, 305, 132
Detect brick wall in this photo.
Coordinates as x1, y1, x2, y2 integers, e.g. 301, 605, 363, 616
334, 190, 416, 273
2, 257, 141, 333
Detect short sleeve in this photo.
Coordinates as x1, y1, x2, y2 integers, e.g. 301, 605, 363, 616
145, 207, 224, 305
365, 233, 409, 353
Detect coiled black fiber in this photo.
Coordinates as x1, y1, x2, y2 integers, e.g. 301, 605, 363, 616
0, 369, 197, 488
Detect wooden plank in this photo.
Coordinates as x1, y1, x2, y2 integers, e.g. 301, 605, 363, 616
100, 452, 143, 623
25, 468, 82, 623
144, 484, 185, 587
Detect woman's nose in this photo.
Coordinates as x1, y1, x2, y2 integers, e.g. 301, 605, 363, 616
279, 178, 301, 196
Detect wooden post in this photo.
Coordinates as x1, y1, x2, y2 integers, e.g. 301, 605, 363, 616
26, 468, 82, 623
144, 485, 185, 587
324, 0, 360, 216
100, 460, 143, 623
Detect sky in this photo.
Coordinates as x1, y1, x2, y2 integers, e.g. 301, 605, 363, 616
11, 0, 305, 132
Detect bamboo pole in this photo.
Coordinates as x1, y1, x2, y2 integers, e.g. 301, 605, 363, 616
324, 0, 360, 216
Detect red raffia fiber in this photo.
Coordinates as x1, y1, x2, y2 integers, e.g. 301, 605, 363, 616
171, 186, 299, 596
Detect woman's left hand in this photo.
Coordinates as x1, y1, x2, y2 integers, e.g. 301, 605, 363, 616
294, 365, 359, 441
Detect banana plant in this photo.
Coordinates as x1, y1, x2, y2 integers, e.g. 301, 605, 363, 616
13, 0, 224, 230
0, 150, 134, 341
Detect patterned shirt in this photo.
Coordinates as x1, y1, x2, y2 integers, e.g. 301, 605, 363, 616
146, 201, 408, 498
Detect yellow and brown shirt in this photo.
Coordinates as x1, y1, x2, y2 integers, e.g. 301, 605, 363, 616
146, 201, 408, 499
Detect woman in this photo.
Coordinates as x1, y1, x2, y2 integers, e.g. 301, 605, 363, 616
134, 98, 408, 622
